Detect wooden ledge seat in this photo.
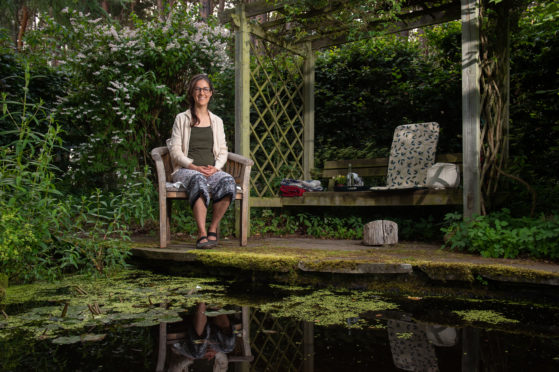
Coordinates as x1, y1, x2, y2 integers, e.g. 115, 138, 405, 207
250, 153, 463, 208
151, 146, 253, 247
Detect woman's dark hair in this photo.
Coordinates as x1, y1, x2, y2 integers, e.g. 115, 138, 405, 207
187, 74, 214, 127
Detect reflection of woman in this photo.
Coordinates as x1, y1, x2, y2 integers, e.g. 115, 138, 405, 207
168, 74, 236, 249
168, 303, 235, 372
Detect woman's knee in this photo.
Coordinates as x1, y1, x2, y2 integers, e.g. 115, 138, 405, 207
188, 174, 210, 208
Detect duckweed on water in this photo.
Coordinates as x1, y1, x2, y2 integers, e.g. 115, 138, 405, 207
0, 270, 401, 345
453, 309, 520, 324
259, 288, 398, 327
395, 332, 413, 339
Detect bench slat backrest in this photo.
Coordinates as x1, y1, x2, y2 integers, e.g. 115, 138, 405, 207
224, 158, 244, 185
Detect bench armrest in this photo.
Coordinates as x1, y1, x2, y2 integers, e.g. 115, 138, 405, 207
226, 152, 253, 194
227, 152, 254, 167
151, 146, 169, 195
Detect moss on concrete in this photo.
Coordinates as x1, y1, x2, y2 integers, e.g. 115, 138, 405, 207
191, 250, 300, 272
298, 259, 361, 272
417, 263, 476, 282
415, 261, 559, 285
129, 237, 559, 288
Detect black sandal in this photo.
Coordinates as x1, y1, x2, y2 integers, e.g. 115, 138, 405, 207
196, 236, 214, 249
207, 231, 219, 246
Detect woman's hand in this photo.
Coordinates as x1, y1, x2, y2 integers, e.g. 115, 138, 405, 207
190, 164, 218, 177
204, 165, 219, 176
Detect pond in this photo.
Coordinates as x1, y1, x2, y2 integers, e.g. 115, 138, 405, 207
1, 268, 558, 371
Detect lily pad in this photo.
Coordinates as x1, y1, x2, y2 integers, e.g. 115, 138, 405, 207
52, 333, 106, 344
204, 309, 239, 317
52, 335, 82, 344
129, 319, 160, 327
81, 333, 107, 342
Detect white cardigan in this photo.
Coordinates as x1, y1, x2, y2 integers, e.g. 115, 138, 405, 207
168, 109, 228, 175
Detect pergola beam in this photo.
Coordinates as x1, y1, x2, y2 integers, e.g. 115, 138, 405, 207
303, 2, 462, 50
220, 0, 294, 24
231, 13, 306, 56
223, 1, 461, 52
259, 2, 346, 30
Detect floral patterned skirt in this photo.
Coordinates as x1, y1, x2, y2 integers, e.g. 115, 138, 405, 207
172, 169, 236, 208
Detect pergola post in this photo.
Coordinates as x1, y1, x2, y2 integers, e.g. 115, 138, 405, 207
235, 3, 250, 157
303, 42, 315, 180
461, 0, 481, 218
234, 3, 251, 236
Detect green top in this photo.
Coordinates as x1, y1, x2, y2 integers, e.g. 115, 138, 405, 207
188, 126, 214, 166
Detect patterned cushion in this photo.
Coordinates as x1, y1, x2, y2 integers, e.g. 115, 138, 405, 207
370, 122, 439, 190
166, 181, 187, 192
165, 182, 242, 193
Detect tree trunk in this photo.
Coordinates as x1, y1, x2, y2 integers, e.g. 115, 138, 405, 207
217, 0, 225, 17
101, 0, 109, 13
16, 5, 30, 51
199, 0, 216, 20
157, 0, 163, 19
479, 0, 533, 214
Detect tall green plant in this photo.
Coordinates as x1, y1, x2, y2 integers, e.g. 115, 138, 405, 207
0, 69, 132, 283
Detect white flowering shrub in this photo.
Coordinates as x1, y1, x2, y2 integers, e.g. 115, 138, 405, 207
34, 7, 232, 188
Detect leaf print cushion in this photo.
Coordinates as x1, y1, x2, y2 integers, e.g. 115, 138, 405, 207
371, 122, 439, 190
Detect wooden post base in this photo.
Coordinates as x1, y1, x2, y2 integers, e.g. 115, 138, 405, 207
363, 220, 398, 246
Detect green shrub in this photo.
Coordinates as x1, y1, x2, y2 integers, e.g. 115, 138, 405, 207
248, 209, 363, 239
441, 209, 559, 260
27, 6, 232, 190
0, 208, 38, 270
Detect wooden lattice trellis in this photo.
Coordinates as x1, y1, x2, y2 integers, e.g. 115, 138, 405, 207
249, 37, 305, 197
249, 309, 305, 371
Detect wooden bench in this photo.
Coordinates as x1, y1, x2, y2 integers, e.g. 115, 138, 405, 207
252, 153, 462, 207
151, 147, 253, 247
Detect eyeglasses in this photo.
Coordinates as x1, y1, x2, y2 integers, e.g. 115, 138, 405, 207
194, 87, 211, 94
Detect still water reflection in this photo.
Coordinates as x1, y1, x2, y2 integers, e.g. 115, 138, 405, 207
1, 270, 558, 371
154, 303, 558, 372
157, 302, 252, 372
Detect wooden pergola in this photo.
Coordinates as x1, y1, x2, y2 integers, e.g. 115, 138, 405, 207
220, 0, 482, 219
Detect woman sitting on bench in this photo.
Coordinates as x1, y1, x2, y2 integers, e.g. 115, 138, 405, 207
168, 74, 236, 249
